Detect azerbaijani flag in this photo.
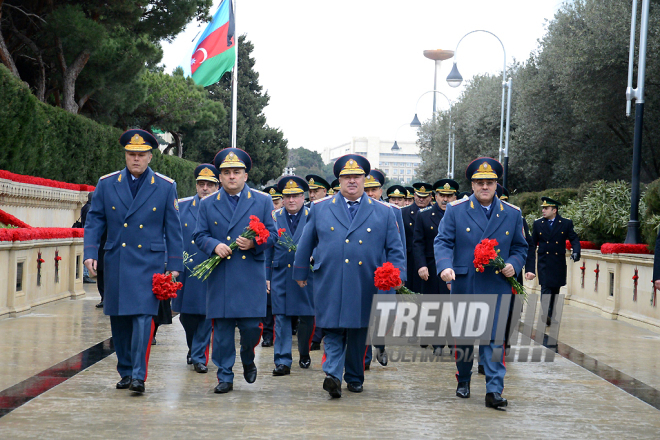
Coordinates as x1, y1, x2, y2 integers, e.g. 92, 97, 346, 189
191, 0, 235, 87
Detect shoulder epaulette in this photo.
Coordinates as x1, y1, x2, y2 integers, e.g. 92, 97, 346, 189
450, 198, 469, 206
155, 172, 174, 184
278, 207, 284, 216
388, 202, 401, 210
375, 199, 392, 208
313, 195, 332, 204
501, 200, 520, 211
100, 170, 120, 180
203, 190, 218, 200
535, 217, 543, 221
419, 206, 433, 212
271, 210, 277, 221
178, 196, 194, 203
250, 188, 269, 197
564, 217, 571, 220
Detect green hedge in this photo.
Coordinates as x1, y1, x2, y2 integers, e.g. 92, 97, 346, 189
509, 187, 579, 220
0, 64, 197, 196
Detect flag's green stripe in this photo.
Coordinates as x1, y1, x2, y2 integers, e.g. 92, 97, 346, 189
192, 47, 236, 87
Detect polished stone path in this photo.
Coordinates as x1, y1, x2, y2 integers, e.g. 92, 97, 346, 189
1, 287, 660, 439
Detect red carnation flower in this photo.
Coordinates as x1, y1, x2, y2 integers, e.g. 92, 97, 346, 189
152, 273, 182, 300
278, 228, 286, 237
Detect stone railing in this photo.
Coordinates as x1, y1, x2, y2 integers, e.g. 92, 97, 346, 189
524, 250, 660, 330
0, 174, 91, 227
0, 237, 85, 319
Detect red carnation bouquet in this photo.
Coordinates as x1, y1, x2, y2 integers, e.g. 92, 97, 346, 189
193, 215, 270, 281
473, 238, 527, 301
277, 227, 297, 252
152, 273, 182, 300
374, 262, 418, 295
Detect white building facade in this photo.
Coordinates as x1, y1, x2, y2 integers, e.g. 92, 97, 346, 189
322, 137, 421, 184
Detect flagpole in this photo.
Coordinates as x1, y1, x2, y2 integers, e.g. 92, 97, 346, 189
230, 0, 238, 149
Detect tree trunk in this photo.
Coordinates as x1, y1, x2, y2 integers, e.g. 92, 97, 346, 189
55, 37, 90, 114
10, 23, 45, 101
172, 131, 183, 158
0, 6, 21, 79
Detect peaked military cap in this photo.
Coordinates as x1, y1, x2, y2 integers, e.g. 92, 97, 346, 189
120, 129, 158, 152
194, 163, 219, 183
331, 179, 340, 191
466, 157, 502, 180
387, 184, 407, 199
278, 176, 308, 195
433, 179, 459, 195
405, 186, 415, 199
327, 188, 335, 195
413, 182, 433, 197
214, 147, 252, 172
496, 184, 510, 201
364, 170, 385, 188
541, 196, 560, 207
264, 185, 282, 200
305, 174, 330, 190
333, 154, 370, 178
457, 191, 471, 200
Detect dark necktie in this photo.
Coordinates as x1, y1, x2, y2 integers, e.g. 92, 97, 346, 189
482, 206, 491, 220
287, 212, 300, 235
229, 195, 239, 209
348, 201, 359, 220
549, 220, 554, 228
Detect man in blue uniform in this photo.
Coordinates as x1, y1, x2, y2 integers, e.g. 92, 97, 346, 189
84, 129, 184, 394
293, 155, 406, 398
386, 185, 407, 207
530, 197, 580, 326
172, 164, 219, 373
193, 148, 277, 394
434, 157, 528, 409
305, 174, 331, 350
401, 182, 433, 293
266, 176, 315, 376
363, 170, 406, 368
414, 179, 458, 296
261, 185, 283, 347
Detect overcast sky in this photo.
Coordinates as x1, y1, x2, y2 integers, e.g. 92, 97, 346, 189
161, 0, 566, 154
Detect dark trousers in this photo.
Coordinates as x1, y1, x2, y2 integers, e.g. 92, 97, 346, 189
110, 314, 155, 381
322, 327, 369, 385
273, 315, 314, 367
312, 323, 324, 343
179, 313, 213, 365
97, 269, 105, 301
541, 286, 561, 319
262, 299, 274, 343
455, 343, 506, 394
212, 318, 263, 383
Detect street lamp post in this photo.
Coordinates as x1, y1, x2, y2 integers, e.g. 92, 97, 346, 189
423, 49, 455, 115
446, 30, 512, 188
410, 90, 454, 178
625, 0, 650, 244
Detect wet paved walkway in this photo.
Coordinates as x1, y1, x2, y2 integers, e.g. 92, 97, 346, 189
1, 286, 660, 439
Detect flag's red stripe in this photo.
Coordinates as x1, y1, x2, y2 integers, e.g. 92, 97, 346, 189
191, 22, 233, 74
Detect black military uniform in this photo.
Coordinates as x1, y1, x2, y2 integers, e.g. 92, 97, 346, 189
401, 183, 432, 292
531, 197, 580, 325
413, 179, 459, 295
261, 185, 283, 347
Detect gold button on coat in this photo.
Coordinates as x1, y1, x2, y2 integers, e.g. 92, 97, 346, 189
345, 259, 349, 263
184, 223, 187, 227
430, 226, 433, 230
288, 264, 291, 267
138, 245, 142, 248
215, 221, 218, 225
139, 225, 143, 229
466, 228, 470, 232
122, 243, 126, 247
227, 236, 231, 240
367, 228, 371, 232
506, 231, 509, 235
331, 227, 334, 231
153, 207, 156, 211
112, 206, 115, 210
359, 240, 362, 244
191, 240, 194, 244
124, 223, 127, 227
227, 256, 231, 260
345, 239, 349, 243
243, 256, 247, 260
359, 261, 363, 265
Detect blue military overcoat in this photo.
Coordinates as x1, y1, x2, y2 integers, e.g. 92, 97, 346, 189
265, 206, 315, 316
172, 195, 210, 315
293, 192, 406, 329
84, 167, 184, 316
192, 185, 277, 319
434, 194, 528, 299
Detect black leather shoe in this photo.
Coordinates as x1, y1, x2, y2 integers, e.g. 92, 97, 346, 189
310, 342, 321, 351
347, 382, 363, 393
194, 363, 208, 373
129, 379, 145, 393
261, 339, 273, 348
243, 363, 257, 383
478, 364, 485, 375
272, 364, 291, 376
186, 350, 192, 365
375, 348, 388, 366
546, 317, 552, 327
151, 338, 157, 346
299, 356, 311, 369
323, 375, 342, 398
456, 381, 470, 398
364, 363, 370, 371
214, 382, 233, 394
485, 392, 508, 409
116, 376, 132, 389
95, 301, 104, 309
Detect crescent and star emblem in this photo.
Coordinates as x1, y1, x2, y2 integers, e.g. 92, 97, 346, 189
191, 47, 208, 66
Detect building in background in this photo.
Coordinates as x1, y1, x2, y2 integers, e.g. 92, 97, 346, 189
321, 137, 421, 184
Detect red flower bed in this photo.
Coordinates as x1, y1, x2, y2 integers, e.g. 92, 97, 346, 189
0, 209, 32, 228
0, 170, 95, 192
0, 228, 84, 242
566, 240, 600, 250
600, 243, 652, 255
